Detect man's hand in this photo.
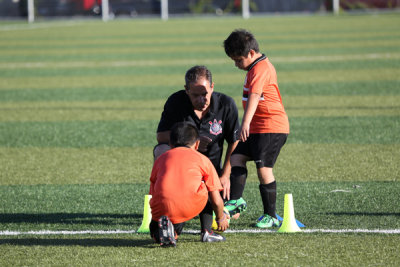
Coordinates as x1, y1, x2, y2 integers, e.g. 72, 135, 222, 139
198, 136, 212, 152
219, 174, 230, 200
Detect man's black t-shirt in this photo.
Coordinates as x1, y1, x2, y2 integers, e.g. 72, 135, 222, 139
157, 90, 239, 173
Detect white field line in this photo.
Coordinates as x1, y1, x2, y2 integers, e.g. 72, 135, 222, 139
1, 228, 399, 236
0, 53, 399, 69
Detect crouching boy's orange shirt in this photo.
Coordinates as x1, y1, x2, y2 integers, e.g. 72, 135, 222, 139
149, 147, 223, 224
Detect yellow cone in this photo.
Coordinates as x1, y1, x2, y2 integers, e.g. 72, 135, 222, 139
137, 194, 152, 233
277, 193, 301, 233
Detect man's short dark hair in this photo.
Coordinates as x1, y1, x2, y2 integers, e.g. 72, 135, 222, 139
170, 122, 199, 148
185, 65, 212, 87
223, 29, 259, 58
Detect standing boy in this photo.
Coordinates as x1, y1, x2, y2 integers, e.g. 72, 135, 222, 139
149, 122, 229, 246
223, 29, 289, 228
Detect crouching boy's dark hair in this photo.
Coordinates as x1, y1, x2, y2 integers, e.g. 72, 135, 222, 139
170, 122, 199, 148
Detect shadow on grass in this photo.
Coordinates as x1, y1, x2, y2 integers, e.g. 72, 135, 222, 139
0, 238, 156, 247
0, 213, 142, 226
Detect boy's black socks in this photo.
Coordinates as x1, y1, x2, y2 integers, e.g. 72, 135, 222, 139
230, 166, 248, 200
259, 181, 277, 218
199, 201, 214, 233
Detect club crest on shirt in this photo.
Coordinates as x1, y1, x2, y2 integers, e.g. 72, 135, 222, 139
209, 119, 222, 136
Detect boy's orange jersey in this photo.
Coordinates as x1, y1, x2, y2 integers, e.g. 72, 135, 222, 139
242, 57, 289, 134
149, 147, 222, 224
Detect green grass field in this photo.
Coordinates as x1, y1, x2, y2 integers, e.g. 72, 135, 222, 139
1, 13, 400, 266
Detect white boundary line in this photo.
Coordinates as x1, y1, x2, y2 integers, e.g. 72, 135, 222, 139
1, 229, 399, 236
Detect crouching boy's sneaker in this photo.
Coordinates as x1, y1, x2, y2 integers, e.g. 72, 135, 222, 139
201, 230, 226, 242
158, 215, 176, 247
255, 214, 280, 228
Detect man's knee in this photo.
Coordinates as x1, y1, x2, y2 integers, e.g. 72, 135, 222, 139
153, 143, 170, 160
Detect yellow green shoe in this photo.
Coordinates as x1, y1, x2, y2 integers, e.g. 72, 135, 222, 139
255, 214, 280, 228
224, 197, 247, 216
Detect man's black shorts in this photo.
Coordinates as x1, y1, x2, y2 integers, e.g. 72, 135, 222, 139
233, 133, 288, 168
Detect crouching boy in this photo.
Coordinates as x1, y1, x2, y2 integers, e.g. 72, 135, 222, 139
149, 122, 229, 247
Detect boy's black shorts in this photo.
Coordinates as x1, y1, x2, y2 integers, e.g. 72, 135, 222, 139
233, 133, 288, 168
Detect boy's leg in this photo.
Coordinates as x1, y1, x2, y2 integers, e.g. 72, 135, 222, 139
172, 222, 185, 237
199, 201, 226, 242
150, 219, 160, 243
150, 216, 184, 247
254, 133, 287, 228
199, 201, 213, 233
158, 216, 176, 247
256, 168, 279, 228
257, 167, 277, 218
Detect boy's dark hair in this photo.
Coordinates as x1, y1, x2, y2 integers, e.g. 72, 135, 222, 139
223, 29, 259, 58
169, 122, 199, 148
185, 65, 212, 87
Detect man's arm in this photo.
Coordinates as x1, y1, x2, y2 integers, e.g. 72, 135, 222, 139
218, 95, 240, 200
155, 92, 180, 159
154, 131, 171, 160
156, 131, 170, 144
219, 140, 239, 200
